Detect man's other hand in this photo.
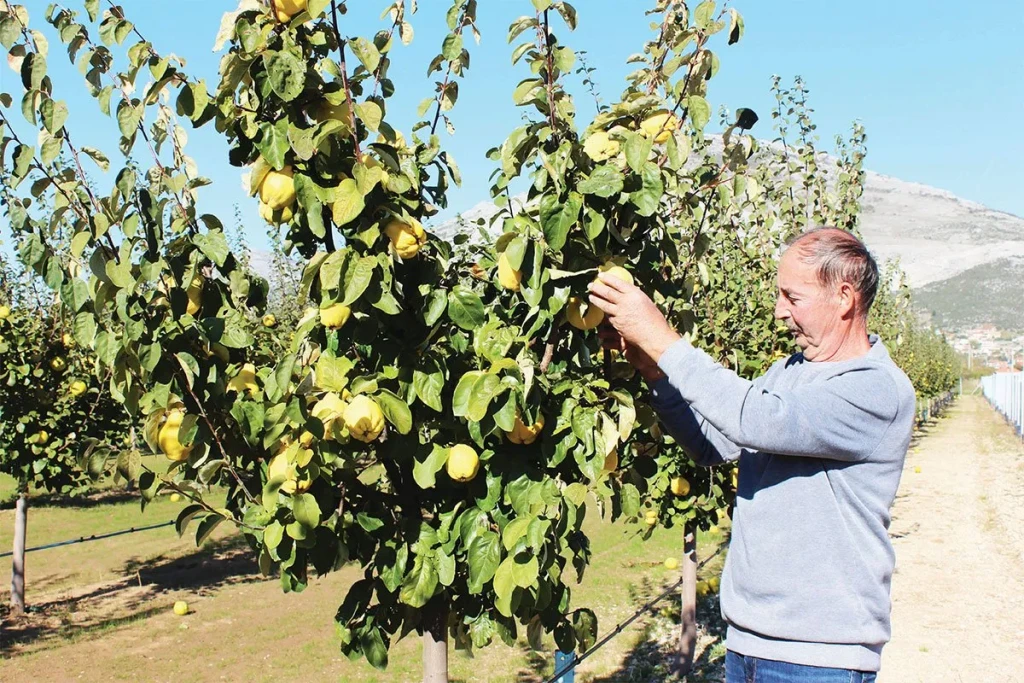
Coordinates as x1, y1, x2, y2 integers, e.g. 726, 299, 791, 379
588, 272, 681, 366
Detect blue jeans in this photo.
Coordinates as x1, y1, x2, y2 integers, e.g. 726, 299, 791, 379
725, 650, 878, 683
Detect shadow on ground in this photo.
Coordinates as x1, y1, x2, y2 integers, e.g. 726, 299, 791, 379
0, 533, 263, 655
0, 488, 142, 510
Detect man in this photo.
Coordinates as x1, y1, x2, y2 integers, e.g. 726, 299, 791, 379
589, 227, 914, 683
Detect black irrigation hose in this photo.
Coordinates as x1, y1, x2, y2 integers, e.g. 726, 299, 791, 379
544, 545, 725, 683
0, 520, 175, 558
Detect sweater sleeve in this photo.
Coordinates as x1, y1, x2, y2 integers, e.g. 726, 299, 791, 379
656, 339, 899, 462
648, 378, 743, 466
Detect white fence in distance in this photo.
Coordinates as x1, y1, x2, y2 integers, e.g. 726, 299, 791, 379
981, 372, 1024, 438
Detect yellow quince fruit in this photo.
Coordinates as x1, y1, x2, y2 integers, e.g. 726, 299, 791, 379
50, 357, 66, 372
384, 218, 427, 259
258, 166, 296, 211
343, 394, 385, 443
670, 476, 691, 497
446, 444, 480, 483
272, 0, 308, 24
640, 111, 679, 144
62, 332, 75, 347
319, 303, 352, 330
312, 392, 348, 439
159, 409, 192, 462
69, 380, 87, 397
583, 130, 620, 162
506, 412, 544, 445
262, 314, 277, 328
0, 305, 10, 320
258, 200, 294, 225
664, 557, 680, 570
497, 252, 522, 292
227, 363, 259, 395
566, 297, 604, 331
186, 275, 203, 316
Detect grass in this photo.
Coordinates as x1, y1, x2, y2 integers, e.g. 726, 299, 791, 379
0, 475, 728, 682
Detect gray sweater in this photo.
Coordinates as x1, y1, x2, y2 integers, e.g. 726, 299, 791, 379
649, 334, 915, 672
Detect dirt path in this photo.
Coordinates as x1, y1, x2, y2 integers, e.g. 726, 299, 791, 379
881, 395, 1024, 683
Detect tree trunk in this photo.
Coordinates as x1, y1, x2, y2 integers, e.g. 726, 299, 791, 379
10, 491, 27, 616
422, 600, 449, 683
675, 520, 698, 675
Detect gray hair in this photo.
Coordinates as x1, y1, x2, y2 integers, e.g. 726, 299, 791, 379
785, 227, 879, 314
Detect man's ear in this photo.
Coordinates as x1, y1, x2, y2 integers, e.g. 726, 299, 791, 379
838, 282, 858, 318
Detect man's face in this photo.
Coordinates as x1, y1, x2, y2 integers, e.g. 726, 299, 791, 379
774, 249, 842, 360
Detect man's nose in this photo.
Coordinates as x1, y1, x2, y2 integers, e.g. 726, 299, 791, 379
774, 299, 787, 320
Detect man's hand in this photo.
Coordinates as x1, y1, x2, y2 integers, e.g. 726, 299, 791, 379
598, 326, 666, 382
588, 272, 681, 368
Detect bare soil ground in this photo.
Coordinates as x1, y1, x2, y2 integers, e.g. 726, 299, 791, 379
882, 395, 1024, 683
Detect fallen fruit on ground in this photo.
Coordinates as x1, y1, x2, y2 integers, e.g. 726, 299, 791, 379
664, 557, 679, 570
173, 600, 189, 616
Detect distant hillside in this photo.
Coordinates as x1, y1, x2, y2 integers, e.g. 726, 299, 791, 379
915, 257, 1024, 332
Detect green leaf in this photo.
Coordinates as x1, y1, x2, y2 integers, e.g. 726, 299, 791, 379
195, 514, 225, 546
331, 178, 364, 227
341, 255, 375, 305
40, 98, 68, 134
264, 51, 305, 102
452, 371, 502, 422
501, 515, 533, 551
375, 389, 412, 434
116, 100, 142, 138
563, 482, 587, 507
315, 352, 354, 392
467, 531, 501, 593
686, 95, 711, 132
577, 165, 624, 198
256, 120, 290, 170
293, 493, 321, 528
623, 133, 653, 174
360, 625, 389, 670
539, 191, 582, 251
447, 286, 485, 331
442, 33, 463, 61
728, 8, 744, 44
630, 162, 664, 217
354, 101, 382, 132
694, 1, 717, 30
194, 229, 230, 267
413, 360, 444, 412
412, 444, 449, 489
399, 554, 439, 608
81, 146, 109, 171
349, 37, 381, 72
175, 504, 205, 537
572, 608, 598, 652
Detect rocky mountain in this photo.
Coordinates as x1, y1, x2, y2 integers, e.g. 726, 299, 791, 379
427, 169, 1024, 331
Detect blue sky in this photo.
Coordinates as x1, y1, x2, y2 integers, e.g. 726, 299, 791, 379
5, 0, 1023, 253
